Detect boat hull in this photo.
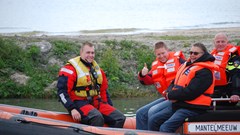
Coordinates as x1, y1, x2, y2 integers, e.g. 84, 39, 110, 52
0, 103, 136, 129
1, 103, 240, 134
0, 104, 174, 135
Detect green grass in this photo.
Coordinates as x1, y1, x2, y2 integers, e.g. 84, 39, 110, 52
0, 37, 156, 98
0, 37, 59, 98
2, 34, 238, 98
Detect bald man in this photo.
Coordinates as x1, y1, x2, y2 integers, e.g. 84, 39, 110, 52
211, 33, 240, 105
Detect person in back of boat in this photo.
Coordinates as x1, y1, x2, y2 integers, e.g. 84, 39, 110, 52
136, 41, 185, 130
153, 43, 218, 133
57, 42, 126, 127
211, 33, 240, 105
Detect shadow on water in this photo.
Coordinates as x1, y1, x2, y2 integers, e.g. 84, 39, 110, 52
0, 97, 159, 117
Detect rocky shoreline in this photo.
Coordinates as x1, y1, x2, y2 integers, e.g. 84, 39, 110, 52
3, 27, 239, 52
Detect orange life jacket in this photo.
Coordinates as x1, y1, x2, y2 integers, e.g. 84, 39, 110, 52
173, 62, 217, 106
211, 44, 238, 86
151, 51, 184, 95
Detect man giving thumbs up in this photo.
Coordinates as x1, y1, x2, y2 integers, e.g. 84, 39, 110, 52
136, 41, 185, 130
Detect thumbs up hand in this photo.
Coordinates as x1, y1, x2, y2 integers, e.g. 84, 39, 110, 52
141, 63, 149, 76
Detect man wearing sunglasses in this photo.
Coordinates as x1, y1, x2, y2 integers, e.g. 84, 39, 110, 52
211, 33, 240, 106
152, 43, 218, 133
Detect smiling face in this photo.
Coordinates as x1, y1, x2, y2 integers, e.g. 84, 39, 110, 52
155, 47, 169, 63
214, 33, 228, 52
189, 46, 204, 63
80, 44, 95, 63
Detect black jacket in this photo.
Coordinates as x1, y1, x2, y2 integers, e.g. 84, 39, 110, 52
167, 52, 215, 112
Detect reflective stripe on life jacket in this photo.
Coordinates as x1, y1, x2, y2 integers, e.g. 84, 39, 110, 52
174, 62, 215, 106
211, 44, 238, 86
151, 51, 183, 95
68, 56, 103, 97
227, 60, 240, 70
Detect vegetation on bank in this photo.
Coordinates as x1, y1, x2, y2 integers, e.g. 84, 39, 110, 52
0, 36, 156, 98
0, 35, 239, 99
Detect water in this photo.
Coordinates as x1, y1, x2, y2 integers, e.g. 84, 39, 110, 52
0, 0, 239, 34
0, 97, 158, 117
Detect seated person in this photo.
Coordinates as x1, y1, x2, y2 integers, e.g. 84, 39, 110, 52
153, 43, 218, 132
136, 41, 185, 130
211, 33, 240, 106
57, 42, 126, 127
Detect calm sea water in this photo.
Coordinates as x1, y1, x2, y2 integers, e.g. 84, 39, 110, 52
0, 0, 240, 34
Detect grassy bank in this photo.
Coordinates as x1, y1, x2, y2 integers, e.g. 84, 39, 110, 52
0, 29, 239, 98
0, 36, 157, 98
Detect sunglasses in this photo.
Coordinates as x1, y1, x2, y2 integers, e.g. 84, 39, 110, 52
189, 51, 203, 55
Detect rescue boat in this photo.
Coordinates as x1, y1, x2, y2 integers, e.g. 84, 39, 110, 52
0, 103, 173, 135
0, 98, 239, 135
179, 98, 240, 135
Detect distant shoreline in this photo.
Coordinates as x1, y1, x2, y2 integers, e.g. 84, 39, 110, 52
0, 27, 240, 37
1, 27, 239, 52
0, 28, 168, 36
